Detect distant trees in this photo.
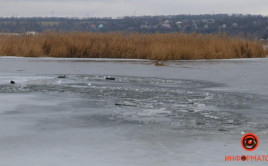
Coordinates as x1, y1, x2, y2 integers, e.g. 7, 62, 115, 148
0, 14, 267, 38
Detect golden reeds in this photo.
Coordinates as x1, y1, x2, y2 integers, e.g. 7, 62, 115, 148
0, 32, 266, 60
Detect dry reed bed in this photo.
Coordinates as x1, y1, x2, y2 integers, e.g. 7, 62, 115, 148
0, 32, 266, 60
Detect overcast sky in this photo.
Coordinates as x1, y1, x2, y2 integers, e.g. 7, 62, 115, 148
0, 0, 267, 18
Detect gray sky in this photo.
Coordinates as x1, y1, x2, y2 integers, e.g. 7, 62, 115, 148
0, 0, 267, 17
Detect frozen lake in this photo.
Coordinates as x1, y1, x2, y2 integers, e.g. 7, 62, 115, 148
0, 57, 268, 166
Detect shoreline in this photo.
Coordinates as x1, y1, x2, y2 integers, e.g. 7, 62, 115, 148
0, 55, 267, 62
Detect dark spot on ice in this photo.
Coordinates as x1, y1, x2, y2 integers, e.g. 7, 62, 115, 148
10, 81, 15, 84
58, 75, 67, 79
106, 77, 115, 80
218, 128, 229, 131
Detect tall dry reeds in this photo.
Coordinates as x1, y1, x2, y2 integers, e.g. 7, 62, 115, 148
0, 32, 266, 60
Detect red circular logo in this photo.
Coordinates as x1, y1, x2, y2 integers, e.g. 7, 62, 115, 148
241, 133, 259, 151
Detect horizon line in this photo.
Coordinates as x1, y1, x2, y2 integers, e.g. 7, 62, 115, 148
1, 13, 267, 19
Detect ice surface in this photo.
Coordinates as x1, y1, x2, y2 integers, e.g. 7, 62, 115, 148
0, 94, 63, 113
0, 57, 268, 166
